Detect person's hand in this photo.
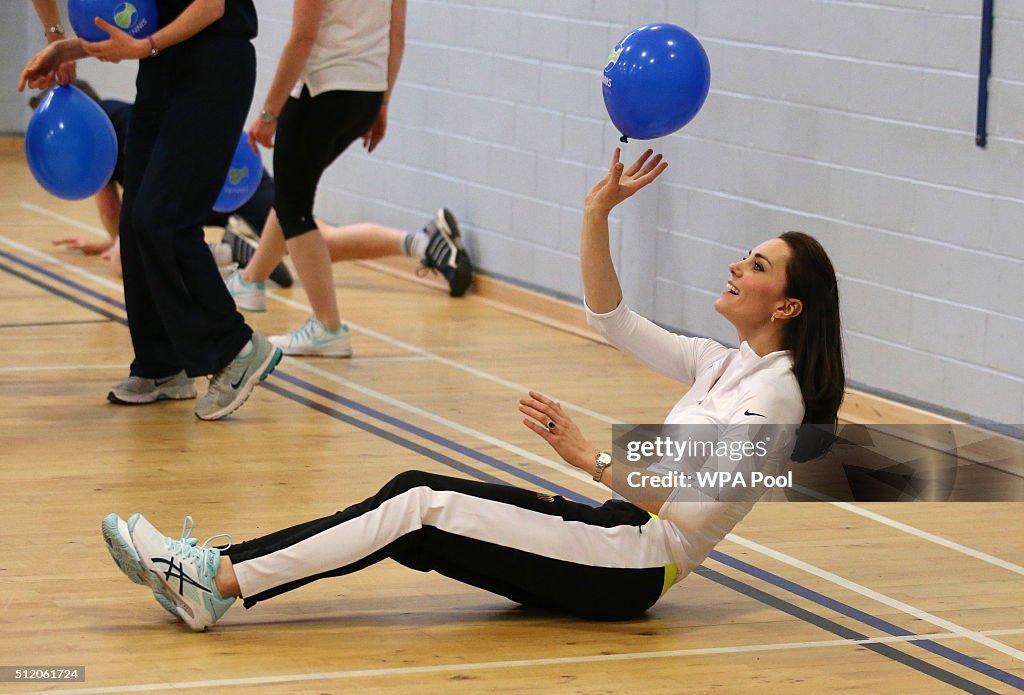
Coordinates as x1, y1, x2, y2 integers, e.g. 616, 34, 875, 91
19, 43, 67, 91
519, 391, 598, 472
248, 117, 276, 153
584, 147, 668, 217
361, 104, 388, 153
52, 235, 114, 255
101, 237, 123, 277
80, 19, 149, 63
55, 61, 77, 86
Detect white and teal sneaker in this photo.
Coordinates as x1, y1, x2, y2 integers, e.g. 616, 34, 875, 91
269, 316, 352, 357
110, 513, 235, 632
101, 513, 181, 620
224, 267, 267, 312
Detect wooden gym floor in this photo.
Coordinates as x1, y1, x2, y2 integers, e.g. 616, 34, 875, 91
0, 147, 1022, 694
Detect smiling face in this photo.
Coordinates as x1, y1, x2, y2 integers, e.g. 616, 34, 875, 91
714, 238, 798, 337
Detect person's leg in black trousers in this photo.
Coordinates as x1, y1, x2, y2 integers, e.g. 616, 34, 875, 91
119, 36, 255, 379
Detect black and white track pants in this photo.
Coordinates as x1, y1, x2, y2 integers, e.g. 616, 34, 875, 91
225, 471, 678, 620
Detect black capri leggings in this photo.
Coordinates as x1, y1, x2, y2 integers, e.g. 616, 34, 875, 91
225, 471, 675, 620
273, 87, 383, 239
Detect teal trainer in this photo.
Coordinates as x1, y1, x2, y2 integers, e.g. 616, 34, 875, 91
128, 513, 236, 632
194, 332, 282, 421
107, 370, 196, 405
101, 513, 182, 620
270, 316, 352, 357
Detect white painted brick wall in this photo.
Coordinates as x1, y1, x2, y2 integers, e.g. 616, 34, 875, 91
36, 0, 1024, 426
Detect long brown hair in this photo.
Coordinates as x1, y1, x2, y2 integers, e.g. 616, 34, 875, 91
779, 232, 845, 461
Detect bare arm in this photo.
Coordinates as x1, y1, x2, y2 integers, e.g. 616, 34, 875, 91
362, 0, 406, 152
95, 183, 122, 238
32, 0, 76, 84
581, 148, 667, 314
248, 0, 323, 150
31, 0, 62, 29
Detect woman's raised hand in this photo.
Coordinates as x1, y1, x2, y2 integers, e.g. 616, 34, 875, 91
584, 147, 668, 216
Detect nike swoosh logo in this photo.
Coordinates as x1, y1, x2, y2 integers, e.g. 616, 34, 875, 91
231, 364, 253, 389
154, 376, 178, 386
744, 409, 766, 417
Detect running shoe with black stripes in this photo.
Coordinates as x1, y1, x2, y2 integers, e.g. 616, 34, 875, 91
222, 215, 294, 288
419, 208, 473, 297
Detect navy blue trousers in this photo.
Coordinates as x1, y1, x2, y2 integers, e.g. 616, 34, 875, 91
119, 35, 255, 377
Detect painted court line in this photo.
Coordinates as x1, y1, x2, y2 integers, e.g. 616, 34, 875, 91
14, 628, 1024, 695
282, 358, 598, 486
830, 501, 1024, 577
266, 290, 619, 424
0, 364, 124, 372
0, 224, 123, 293
725, 534, 1024, 663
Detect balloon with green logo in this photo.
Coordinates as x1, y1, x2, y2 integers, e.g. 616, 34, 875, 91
602, 23, 711, 141
69, 0, 157, 43
213, 133, 263, 213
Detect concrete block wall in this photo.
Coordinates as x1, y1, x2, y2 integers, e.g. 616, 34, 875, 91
36, 1, 1024, 427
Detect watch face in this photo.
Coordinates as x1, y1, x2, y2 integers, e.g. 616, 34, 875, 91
596, 452, 612, 466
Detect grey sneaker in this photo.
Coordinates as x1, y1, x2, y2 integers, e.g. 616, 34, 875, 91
420, 208, 473, 297
223, 216, 294, 288
108, 371, 196, 405
194, 333, 282, 421
224, 267, 267, 312
107, 513, 236, 631
270, 316, 352, 357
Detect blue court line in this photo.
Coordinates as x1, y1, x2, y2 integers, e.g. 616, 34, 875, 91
0, 248, 126, 312
273, 370, 591, 504
262, 380, 508, 486
711, 550, 1024, 691
695, 566, 1001, 695
3, 248, 1018, 692
0, 258, 125, 325
0, 318, 112, 329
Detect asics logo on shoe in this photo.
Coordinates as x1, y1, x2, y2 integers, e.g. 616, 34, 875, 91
152, 556, 212, 595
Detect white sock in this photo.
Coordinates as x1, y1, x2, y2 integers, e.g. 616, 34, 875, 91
402, 230, 429, 259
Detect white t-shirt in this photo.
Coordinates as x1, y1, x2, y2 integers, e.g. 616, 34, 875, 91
586, 300, 805, 583
297, 0, 391, 96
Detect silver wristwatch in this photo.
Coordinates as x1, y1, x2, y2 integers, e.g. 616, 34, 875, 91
593, 451, 612, 482
259, 110, 278, 124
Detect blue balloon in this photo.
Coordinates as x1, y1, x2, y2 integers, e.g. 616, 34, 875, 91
602, 23, 711, 141
68, 0, 157, 43
213, 133, 263, 213
25, 85, 117, 200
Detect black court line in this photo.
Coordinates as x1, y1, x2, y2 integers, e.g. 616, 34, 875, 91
0, 318, 112, 329
1, 247, 1013, 693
